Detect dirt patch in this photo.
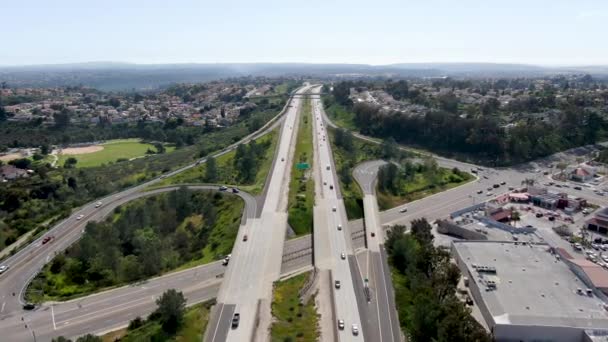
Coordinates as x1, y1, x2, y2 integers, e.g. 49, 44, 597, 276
60, 145, 104, 155
0, 153, 22, 162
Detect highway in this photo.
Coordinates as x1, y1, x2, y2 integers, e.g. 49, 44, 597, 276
206, 84, 315, 342
311, 88, 365, 341
353, 160, 401, 342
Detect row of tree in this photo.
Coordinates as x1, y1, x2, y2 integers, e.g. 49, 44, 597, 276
385, 219, 491, 341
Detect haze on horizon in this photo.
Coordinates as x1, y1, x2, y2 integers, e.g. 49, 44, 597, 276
2, 0, 607, 67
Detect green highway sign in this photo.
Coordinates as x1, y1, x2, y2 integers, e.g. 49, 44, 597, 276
296, 163, 310, 170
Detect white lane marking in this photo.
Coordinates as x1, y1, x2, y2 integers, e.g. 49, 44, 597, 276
0, 301, 5, 313
209, 303, 226, 342
52, 305, 57, 330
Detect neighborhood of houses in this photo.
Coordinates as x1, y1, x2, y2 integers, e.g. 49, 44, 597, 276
0, 78, 287, 128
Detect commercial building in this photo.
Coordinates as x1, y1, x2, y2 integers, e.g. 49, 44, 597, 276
452, 241, 608, 342
587, 207, 608, 235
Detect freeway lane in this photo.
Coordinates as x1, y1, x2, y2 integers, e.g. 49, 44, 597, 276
207, 84, 315, 342
311, 89, 365, 341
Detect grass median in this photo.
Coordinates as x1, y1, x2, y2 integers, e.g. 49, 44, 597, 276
271, 272, 320, 342
287, 98, 314, 236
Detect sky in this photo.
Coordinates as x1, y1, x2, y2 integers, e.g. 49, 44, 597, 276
2, 0, 607, 66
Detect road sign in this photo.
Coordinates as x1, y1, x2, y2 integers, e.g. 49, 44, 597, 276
296, 163, 310, 170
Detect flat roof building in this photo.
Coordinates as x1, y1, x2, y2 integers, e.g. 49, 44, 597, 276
452, 241, 608, 342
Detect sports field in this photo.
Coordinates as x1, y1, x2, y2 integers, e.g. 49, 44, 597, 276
57, 139, 173, 168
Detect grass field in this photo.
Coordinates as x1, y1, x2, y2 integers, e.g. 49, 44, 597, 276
376, 168, 474, 210
102, 301, 213, 342
271, 272, 320, 342
287, 98, 315, 236
157, 128, 278, 195
328, 126, 383, 220
323, 96, 357, 130
57, 139, 175, 168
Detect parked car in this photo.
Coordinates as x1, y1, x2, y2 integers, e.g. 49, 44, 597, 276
493, 184, 500, 188
500, 181, 506, 185
477, 190, 483, 194
536, 213, 543, 218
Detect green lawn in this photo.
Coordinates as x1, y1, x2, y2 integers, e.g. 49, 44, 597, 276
322, 96, 357, 130
287, 98, 315, 236
103, 301, 213, 342
328, 126, 383, 220
157, 129, 278, 195
271, 272, 320, 342
58, 139, 175, 168
376, 168, 474, 210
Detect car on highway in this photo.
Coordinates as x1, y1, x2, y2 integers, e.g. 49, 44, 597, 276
486, 187, 492, 191
95, 201, 102, 208
281, 157, 284, 162
483, 176, 488, 179
338, 319, 345, 330
222, 254, 231, 266
326, 164, 330, 170
232, 188, 239, 193
76, 214, 84, 220
242, 234, 248, 242
332, 206, 336, 212
0, 265, 8, 274
399, 207, 407, 213
341, 252, 346, 260
334, 280, 341, 289
486, 192, 493, 196
232, 313, 240, 328
500, 181, 506, 185
508, 186, 515, 190
493, 184, 500, 188
477, 190, 483, 194
329, 185, 334, 190
352, 324, 359, 336
42, 235, 54, 245
219, 185, 228, 191
336, 224, 343, 231
22, 303, 36, 310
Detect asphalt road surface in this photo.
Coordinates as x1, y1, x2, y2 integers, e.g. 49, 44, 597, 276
311, 89, 365, 341
208, 84, 315, 342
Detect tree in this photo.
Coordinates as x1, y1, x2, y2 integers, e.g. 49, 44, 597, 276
40, 144, 51, 155
64, 157, 78, 168
154, 142, 166, 154
52, 337, 72, 342
67, 176, 78, 190
75, 334, 102, 342
410, 218, 434, 247
205, 156, 218, 183
53, 109, 71, 129
9, 158, 31, 169
0, 106, 7, 122
381, 137, 398, 160
154, 289, 187, 334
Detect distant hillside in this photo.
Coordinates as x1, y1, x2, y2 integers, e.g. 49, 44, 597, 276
1, 62, 607, 90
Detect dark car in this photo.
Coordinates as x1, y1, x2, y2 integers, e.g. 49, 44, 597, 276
232, 188, 239, 194
232, 313, 240, 328
548, 216, 555, 221
493, 184, 500, 188
242, 235, 248, 242
536, 213, 543, 218
574, 186, 582, 190
23, 303, 36, 310
42, 236, 54, 245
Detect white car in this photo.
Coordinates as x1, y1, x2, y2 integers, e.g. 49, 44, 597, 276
337, 224, 342, 231
352, 324, 359, 336
0, 265, 8, 274
76, 214, 84, 220
95, 201, 102, 208
332, 206, 337, 212
399, 207, 407, 213
341, 253, 346, 260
